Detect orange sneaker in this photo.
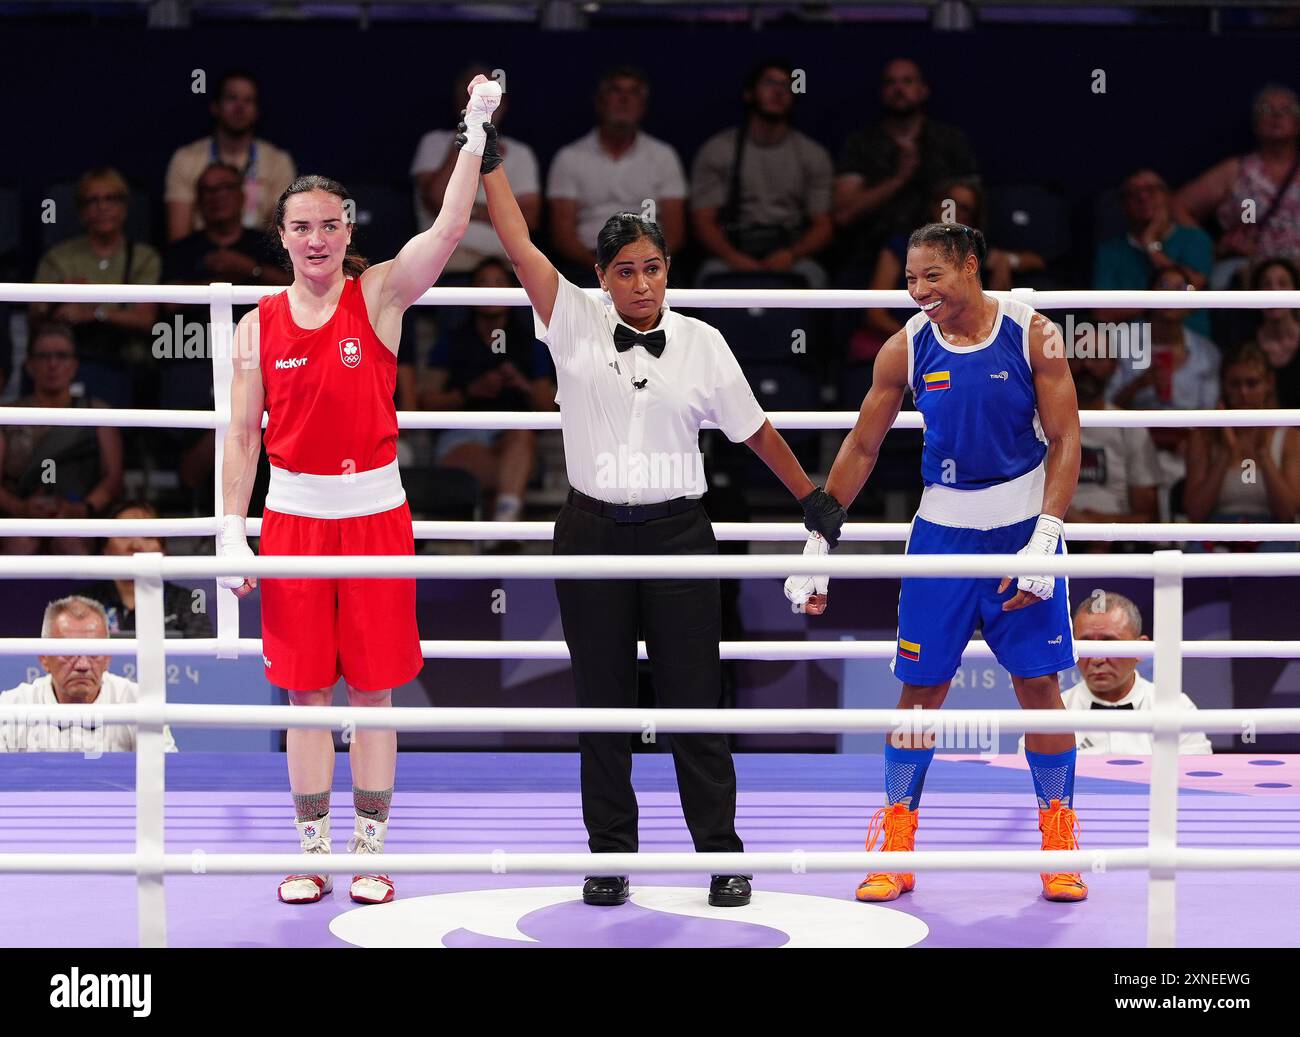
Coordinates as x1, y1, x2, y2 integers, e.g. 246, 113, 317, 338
855, 803, 919, 902
1038, 798, 1088, 902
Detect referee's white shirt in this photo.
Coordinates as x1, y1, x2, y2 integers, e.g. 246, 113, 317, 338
0, 672, 179, 753
534, 275, 766, 506
1018, 674, 1212, 756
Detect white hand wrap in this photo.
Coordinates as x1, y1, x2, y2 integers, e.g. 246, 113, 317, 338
1013, 514, 1063, 602
218, 514, 255, 591
460, 80, 503, 156
784, 532, 830, 612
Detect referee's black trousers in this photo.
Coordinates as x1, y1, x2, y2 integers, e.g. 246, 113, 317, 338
553, 494, 743, 855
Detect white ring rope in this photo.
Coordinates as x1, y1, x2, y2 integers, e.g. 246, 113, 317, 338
14, 848, 1300, 878
3, 407, 1298, 430
0, 517, 1294, 542
1, 637, 1299, 661
3, 281, 1300, 949
1, 701, 1295, 736
5, 282, 1300, 310
1, 551, 1296, 579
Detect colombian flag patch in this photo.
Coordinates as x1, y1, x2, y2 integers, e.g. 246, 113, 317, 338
898, 638, 921, 662
923, 371, 951, 391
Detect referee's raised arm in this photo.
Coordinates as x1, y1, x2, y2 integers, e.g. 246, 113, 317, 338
479, 124, 560, 326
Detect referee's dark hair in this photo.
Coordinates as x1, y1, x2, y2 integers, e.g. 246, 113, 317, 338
595, 211, 669, 270
908, 222, 987, 274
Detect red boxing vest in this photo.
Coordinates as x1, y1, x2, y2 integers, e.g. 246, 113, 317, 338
258, 278, 398, 477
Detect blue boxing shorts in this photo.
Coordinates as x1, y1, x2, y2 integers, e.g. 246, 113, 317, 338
892, 514, 1076, 686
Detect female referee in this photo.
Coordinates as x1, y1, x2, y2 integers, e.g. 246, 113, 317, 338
471, 117, 844, 908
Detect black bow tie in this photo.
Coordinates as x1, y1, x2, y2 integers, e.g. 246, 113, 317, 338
613, 324, 666, 358
1091, 701, 1134, 710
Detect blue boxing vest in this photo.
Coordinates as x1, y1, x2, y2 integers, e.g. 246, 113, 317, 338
906, 296, 1047, 490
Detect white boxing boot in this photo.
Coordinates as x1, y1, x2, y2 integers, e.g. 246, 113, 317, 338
348, 816, 394, 905
278, 815, 333, 904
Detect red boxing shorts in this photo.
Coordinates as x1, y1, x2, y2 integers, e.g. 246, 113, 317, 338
258, 501, 422, 692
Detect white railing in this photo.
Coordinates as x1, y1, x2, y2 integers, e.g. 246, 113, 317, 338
5, 283, 1300, 309
3, 407, 1298, 431
1, 517, 1292, 542
1, 637, 1299, 661
1, 551, 1296, 579
1, 549, 1299, 949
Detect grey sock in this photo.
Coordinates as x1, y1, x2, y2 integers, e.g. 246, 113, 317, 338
293, 790, 331, 823
353, 786, 393, 822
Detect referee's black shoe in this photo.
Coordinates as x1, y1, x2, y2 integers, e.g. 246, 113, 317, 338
708, 874, 752, 907
582, 875, 630, 906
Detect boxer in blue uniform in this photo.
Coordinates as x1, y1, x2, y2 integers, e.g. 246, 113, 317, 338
786, 222, 1087, 903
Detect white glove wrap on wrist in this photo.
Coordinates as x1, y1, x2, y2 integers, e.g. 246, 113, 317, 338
784, 531, 830, 611
460, 80, 503, 156
218, 514, 255, 591
1014, 514, 1063, 602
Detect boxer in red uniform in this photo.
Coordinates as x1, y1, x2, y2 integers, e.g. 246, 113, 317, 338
220, 77, 502, 905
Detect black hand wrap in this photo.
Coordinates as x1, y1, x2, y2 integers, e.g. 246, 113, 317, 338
479, 122, 503, 174
453, 110, 503, 175
799, 487, 846, 548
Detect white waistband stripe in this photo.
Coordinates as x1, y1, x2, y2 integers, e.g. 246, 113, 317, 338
265, 459, 406, 520
916, 463, 1046, 530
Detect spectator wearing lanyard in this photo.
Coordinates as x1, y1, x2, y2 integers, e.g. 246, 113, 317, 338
476, 120, 844, 909
164, 70, 297, 243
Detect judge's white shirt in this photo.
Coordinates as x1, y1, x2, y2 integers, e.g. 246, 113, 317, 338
534, 275, 766, 505
1020, 674, 1212, 755
0, 673, 179, 754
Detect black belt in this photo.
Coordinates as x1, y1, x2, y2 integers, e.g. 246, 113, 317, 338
567, 488, 700, 525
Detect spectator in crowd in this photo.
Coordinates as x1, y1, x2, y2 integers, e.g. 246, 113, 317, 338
74, 500, 213, 638
1107, 268, 1220, 518
1183, 344, 1300, 531
0, 596, 178, 753
1094, 168, 1212, 336
1066, 349, 1160, 550
31, 167, 160, 408
411, 65, 541, 274
1248, 257, 1300, 408
854, 178, 1042, 359
0, 322, 122, 555
546, 66, 687, 285
1175, 84, 1300, 287
164, 162, 289, 289
690, 59, 834, 288
162, 162, 288, 505
1022, 592, 1211, 756
418, 258, 556, 527
832, 57, 978, 269
1110, 266, 1220, 412
164, 70, 297, 243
